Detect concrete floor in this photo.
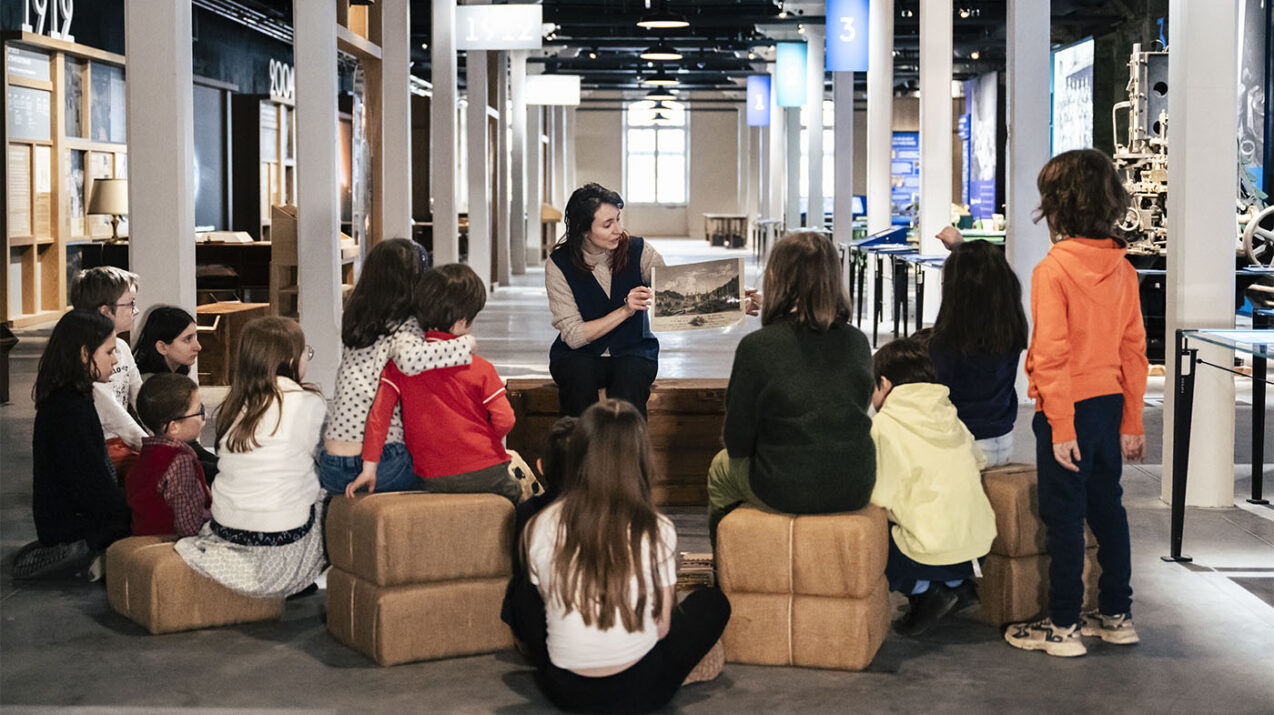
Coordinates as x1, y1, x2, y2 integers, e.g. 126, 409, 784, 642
2, 239, 1272, 712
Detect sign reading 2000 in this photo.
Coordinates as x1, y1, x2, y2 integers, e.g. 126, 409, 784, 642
455, 4, 543, 51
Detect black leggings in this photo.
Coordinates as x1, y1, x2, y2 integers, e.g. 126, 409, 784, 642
515, 585, 730, 714
550, 353, 657, 418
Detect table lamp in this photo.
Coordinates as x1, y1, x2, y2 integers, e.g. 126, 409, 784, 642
88, 178, 128, 244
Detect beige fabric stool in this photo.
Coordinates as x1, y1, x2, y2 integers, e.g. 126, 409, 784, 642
978, 464, 1101, 625
106, 535, 284, 634
716, 506, 890, 670
324, 492, 516, 666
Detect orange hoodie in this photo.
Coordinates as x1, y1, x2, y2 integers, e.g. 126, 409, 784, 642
1025, 238, 1148, 444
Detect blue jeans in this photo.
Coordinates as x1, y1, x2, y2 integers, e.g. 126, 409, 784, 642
317, 442, 418, 494
1033, 394, 1133, 628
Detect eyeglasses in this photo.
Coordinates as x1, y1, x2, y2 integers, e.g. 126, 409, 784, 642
175, 403, 206, 422
115, 299, 139, 315
305, 344, 315, 361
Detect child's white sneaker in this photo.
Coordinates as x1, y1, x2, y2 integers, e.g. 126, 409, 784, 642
1080, 611, 1140, 645
1004, 618, 1086, 657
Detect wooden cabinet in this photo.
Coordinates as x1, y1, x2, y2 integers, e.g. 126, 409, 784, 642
231, 95, 296, 242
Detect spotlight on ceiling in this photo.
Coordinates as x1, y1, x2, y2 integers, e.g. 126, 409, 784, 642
970, 50, 981, 60
642, 69, 679, 86
636, 1, 690, 30
797, 24, 805, 34
959, 7, 971, 19
588, 50, 598, 59
640, 41, 683, 61
420, 42, 428, 50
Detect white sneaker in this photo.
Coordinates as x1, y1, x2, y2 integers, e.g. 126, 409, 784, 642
1080, 612, 1140, 645
1004, 618, 1086, 657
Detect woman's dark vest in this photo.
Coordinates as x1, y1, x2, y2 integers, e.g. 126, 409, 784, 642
549, 236, 660, 364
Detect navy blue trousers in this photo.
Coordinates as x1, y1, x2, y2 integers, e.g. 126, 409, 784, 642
550, 353, 658, 418
885, 529, 976, 594
1033, 394, 1133, 628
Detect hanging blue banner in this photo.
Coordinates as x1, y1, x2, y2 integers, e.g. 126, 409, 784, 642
746, 76, 771, 126
825, 0, 870, 72
775, 43, 807, 107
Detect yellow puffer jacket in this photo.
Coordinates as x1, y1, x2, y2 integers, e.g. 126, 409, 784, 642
870, 383, 997, 566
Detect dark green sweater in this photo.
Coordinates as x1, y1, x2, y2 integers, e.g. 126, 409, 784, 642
723, 318, 876, 514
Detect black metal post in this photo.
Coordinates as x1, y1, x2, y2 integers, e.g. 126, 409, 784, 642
1164, 329, 1196, 563
873, 253, 883, 347
916, 265, 926, 334
1250, 311, 1270, 504
893, 257, 905, 338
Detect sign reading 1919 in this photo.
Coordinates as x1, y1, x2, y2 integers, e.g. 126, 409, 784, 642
455, 4, 543, 51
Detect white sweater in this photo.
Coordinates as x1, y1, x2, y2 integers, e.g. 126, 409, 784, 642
211, 377, 325, 532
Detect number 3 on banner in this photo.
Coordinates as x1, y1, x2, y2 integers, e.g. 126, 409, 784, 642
839, 16, 856, 43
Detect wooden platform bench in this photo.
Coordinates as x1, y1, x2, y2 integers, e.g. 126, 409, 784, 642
505, 378, 726, 506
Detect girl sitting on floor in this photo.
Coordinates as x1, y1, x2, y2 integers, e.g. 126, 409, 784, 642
13, 310, 131, 581
175, 317, 327, 598
518, 399, 731, 713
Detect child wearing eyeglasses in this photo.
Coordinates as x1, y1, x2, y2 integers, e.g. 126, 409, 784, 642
128, 373, 211, 538
70, 266, 146, 480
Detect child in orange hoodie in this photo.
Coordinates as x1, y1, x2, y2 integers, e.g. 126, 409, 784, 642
1005, 149, 1148, 658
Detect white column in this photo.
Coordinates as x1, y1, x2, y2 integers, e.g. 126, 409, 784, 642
737, 108, 751, 223
866, 0, 894, 234
833, 71, 855, 246
565, 107, 577, 192
785, 107, 802, 230
431, 0, 459, 264
553, 106, 568, 208
125, 0, 196, 314
495, 52, 512, 285
526, 105, 544, 267
1164, 0, 1238, 507
805, 25, 826, 228
381, 0, 412, 239
1006, 0, 1051, 399
509, 50, 528, 275
466, 50, 491, 287
292, 0, 342, 390
918, 0, 952, 322
768, 91, 785, 224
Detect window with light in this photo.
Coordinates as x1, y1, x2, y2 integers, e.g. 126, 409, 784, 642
799, 99, 836, 217
624, 101, 688, 204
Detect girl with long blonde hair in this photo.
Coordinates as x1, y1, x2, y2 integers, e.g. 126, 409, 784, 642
175, 317, 327, 598
521, 399, 730, 712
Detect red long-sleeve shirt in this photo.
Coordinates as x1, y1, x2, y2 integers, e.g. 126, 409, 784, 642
362, 332, 513, 479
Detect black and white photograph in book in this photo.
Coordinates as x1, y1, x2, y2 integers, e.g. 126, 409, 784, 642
651, 257, 745, 332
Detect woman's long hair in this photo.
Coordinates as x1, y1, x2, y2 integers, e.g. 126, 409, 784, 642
342, 238, 424, 349
34, 310, 115, 406
216, 317, 319, 453
133, 305, 196, 375
933, 240, 1028, 355
555, 183, 632, 275
760, 231, 851, 331
531, 399, 668, 633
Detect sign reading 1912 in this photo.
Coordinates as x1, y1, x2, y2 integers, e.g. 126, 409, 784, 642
455, 4, 543, 51
22, 0, 75, 43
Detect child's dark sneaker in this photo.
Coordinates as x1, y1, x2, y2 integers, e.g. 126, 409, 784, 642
1004, 618, 1086, 657
950, 580, 980, 613
1080, 611, 1140, 645
893, 584, 959, 636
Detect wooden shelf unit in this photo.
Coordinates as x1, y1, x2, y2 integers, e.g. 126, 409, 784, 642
231, 94, 296, 242
3, 32, 128, 327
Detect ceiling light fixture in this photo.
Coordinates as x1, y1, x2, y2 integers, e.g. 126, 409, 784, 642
588, 50, 598, 59
420, 42, 428, 50
642, 69, 679, 86
645, 88, 676, 100
959, 8, 971, 19
640, 41, 683, 61
652, 111, 670, 122
970, 50, 980, 60
797, 24, 805, 34
636, 1, 690, 30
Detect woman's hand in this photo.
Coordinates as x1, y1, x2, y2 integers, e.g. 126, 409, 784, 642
937, 225, 964, 250
1121, 434, 1145, 463
744, 289, 762, 316
625, 286, 653, 313
345, 463, 378, 498
1052, 440, 1082, 472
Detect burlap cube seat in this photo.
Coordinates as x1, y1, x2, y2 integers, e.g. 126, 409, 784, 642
106, 535, 284, 634
716, 506, 890, 671
978, 464, 1100, 625
324, 492, 516, 666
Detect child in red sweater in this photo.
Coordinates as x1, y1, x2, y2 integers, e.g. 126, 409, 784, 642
349, 264, 520, 502
128, 373, 211, 537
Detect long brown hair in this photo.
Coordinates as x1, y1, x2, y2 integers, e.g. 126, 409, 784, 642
33, 310, 115, 406
1034, 148, 1130, 246
933, 240, 1028, 355
554, 183, 632, 275
342, 238, 424, 349
216, 317, 319, 453
530, 399, 668, 632
760, 231, 851, 331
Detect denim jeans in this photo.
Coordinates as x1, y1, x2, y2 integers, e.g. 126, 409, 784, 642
317, 442, 417, 494
975, 432, 1015, 467
1033, 394, 1133, 628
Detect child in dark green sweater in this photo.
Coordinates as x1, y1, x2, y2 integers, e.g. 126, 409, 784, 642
707, 232, 876, 544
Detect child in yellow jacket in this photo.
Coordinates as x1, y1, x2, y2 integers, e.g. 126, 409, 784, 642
870, 337, 997, 636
